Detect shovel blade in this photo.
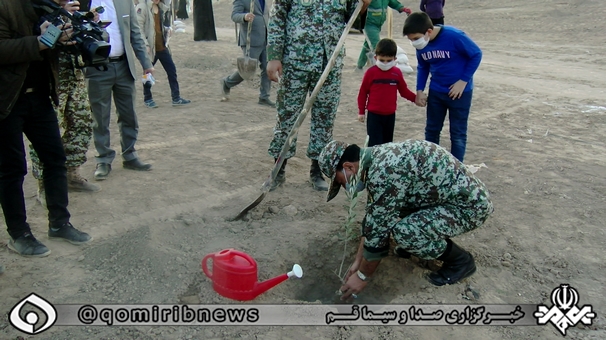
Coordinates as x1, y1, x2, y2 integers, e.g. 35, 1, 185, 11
366, 52, 375, 66
237, 56, 258, 80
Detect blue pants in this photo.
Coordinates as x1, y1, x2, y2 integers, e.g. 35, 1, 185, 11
366, 111, 395, 147
425, 90, 473, 162
0, 91, 70, 239
144, 49, 180, 101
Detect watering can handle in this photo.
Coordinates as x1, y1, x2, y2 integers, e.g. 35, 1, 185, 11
201, 253, 214, 279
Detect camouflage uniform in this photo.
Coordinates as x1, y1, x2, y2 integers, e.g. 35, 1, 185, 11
30, 53, 93, 179
319, 140, 493, 261
267, 0, 358, 160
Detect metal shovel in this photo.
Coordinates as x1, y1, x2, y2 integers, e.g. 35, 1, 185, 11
232, 1, 366, 221
236, 0, 258, 80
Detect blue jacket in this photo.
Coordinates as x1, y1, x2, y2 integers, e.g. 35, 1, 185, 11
415, 25, 482, 93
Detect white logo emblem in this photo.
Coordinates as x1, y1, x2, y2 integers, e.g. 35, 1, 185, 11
534, 284, 596, 335
9, 293, 57, 335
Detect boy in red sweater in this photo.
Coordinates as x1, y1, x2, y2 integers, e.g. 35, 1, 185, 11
358, 39, 417, 147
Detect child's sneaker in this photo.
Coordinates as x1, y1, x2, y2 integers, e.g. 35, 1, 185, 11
172, 98, 191, 106
144, 99, 158, 108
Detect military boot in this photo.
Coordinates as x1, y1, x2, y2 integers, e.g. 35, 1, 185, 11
36, 180, 46, 208
67, 166, 101, 192
269, 159, 287, 191
426, 239, 476, 286
310, 159, 328, 191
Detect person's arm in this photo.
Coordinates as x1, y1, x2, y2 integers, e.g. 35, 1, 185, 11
357, 70, 372, 116
387, 0, 404, 12
456, 33, 482, 84
420, 0, 427, 11
398, 72, 417, 103
231, 0, 248, 23
129, 1, 153, 71
267, 0, 290, 61
0, 10, 44, 64
135, 3, 151, 51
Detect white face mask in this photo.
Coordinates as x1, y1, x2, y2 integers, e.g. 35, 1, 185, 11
376, 60, 396, 71
411, 33, 429, 50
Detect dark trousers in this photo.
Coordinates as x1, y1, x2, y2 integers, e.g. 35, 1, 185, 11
425, 90, 473, 162
366, 112, 395, 147
0, 91, 70, 239
143, 49, 180, 102
431, 17, 444, 25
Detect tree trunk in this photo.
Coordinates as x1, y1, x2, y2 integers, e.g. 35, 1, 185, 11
193, 0, 217, 41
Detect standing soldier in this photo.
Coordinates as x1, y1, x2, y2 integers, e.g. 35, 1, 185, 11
265, 0, 371, 191
30, 0, 100, 207
355, 0, 411, 71
318, 140, 493, 300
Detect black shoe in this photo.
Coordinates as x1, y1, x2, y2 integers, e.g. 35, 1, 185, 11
310, 160, 328, 191
94, 163, 111, 181
8, 232, 51, 257
269, 159, 287, 192
426, 240, 476, 286
258, 98, 276, 108
48, 222, 92, 245
123, 159, 152, 171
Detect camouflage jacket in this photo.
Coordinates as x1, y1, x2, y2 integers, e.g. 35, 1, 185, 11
360, 140, 493, 257
267, 0, 358, 72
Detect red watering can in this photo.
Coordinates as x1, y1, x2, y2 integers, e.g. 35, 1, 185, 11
201, 249, 303, 301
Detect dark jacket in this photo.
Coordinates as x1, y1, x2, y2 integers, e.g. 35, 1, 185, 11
0, 0, 59, 120
232, 0, 271, 48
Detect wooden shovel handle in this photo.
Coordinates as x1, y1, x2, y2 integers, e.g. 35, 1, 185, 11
245, 0, 254, 57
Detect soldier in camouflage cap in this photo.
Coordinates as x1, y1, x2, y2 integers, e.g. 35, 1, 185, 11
319, 140, 494, 300
265, 0, 371, 192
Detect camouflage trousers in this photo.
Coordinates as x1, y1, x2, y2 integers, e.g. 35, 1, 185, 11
30, 68, 92, 179
393, 202, 493, 260
268, 63, 343, 160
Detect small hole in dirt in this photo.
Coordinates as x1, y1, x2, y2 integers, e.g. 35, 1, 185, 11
292, 244, 393, 304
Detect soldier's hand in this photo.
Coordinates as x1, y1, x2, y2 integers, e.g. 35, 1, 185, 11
267, 60, 282, 82
343, 259, 361, 283
340, 273, 367, 301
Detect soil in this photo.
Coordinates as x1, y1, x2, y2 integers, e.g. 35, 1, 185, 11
1, 0, 606, 339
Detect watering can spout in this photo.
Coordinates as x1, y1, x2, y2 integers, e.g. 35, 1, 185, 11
252, 264, 304, 298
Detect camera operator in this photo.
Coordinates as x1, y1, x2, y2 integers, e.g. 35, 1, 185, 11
0, 0, 92, 259
30, 0, 101, 203
78, 0, 155, 180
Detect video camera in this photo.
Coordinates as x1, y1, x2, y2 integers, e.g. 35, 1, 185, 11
32, 0, 112, 69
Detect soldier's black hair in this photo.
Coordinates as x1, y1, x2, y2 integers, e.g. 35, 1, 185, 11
375, 38, 397, 57
403, 12, 434, 35
337, 144, 361, 171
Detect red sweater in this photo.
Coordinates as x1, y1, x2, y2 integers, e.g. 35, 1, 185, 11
358, 66, 417, 116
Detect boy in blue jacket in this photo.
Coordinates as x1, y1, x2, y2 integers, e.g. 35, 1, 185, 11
403, 12, 482, 162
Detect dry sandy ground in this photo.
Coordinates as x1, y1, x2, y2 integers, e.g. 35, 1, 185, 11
1, 0, 606, 339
